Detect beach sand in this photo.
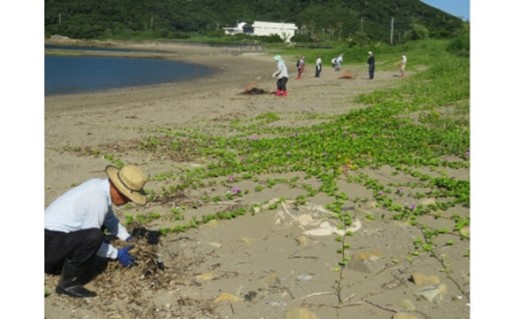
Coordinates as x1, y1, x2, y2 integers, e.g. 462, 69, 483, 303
44, 40, 469, 318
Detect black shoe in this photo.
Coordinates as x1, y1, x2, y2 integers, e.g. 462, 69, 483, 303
56, 260, 97, 298
56, 283, 97, 298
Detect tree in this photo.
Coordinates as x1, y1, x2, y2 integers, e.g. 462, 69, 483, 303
404, 23, 429, 41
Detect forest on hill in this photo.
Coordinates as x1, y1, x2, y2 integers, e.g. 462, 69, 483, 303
45, 0, 465, 43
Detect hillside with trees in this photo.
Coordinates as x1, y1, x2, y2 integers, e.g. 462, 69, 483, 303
45, 0, 464, 43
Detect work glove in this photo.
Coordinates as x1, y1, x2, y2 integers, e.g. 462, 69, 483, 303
117, 245, 136, 267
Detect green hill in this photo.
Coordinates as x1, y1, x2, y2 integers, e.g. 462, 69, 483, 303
45, 0, 464, 42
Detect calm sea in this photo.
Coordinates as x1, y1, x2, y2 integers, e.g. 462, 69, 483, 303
45, 53, 214, 96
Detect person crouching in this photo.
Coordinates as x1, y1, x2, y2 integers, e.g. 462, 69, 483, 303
45, 164, 149, 298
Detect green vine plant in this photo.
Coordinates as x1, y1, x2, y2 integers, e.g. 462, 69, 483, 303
333, 211, 353, 304
415, 223, 470, 301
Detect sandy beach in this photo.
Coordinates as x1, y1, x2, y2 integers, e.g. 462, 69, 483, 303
44, 40, 469, 319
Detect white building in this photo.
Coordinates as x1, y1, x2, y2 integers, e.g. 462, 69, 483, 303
222, 22, 248, 36
223, 20, 298, 42
251, 21, 298, 42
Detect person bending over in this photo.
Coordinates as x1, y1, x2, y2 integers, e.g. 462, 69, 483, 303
45, 164, 149, 298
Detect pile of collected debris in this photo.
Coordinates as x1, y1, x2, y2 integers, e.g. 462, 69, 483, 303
45, 225, 217, 318
339, 70, 358, 79
240, 82, 271, 95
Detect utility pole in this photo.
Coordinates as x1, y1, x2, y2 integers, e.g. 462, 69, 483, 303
390, 17, 394, 45
360, 17, 363, 34
58, 13, 62, 25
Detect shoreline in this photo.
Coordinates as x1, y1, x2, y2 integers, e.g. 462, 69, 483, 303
45, 53, 219, 97
45, 40, 273, 115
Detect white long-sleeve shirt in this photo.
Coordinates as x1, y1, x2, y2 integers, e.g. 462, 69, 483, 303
274, 60, 289, 78
45, 178, 131, 259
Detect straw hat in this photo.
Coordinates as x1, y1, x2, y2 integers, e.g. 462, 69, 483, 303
105, 165, 148, 205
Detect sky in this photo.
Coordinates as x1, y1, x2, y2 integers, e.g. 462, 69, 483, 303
421, 0, 470, 20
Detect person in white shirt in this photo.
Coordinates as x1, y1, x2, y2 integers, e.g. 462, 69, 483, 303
315, 56, 322, 77
398, 55, 407, 77
45, 164, 148, 298
272, 55, 289, 96
335, 54, 343, 71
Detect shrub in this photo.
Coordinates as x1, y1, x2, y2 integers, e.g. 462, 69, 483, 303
404, 23, 430, 41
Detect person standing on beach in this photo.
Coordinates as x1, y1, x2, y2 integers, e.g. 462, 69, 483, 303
45, 164, 149, 298
272, 55, 289, 96
398, 55, 407, 77
315, 56, 322, 77
296, 56, 305, 80
335, 54, 343, 71
367, 51, 375, 79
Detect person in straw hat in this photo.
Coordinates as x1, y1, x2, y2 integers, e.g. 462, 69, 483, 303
45, 164, 149, 298
398, 55, 407, 78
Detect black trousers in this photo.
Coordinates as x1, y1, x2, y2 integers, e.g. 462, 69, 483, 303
277, 77, 288, 91
45, 228, 104, 275
315, 65, 322, 77
368, 64, 375, 79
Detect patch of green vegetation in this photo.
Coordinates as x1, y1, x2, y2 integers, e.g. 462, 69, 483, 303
125, 212, 161, 226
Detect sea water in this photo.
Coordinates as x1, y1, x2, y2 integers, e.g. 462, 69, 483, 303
45, 54, 214, 96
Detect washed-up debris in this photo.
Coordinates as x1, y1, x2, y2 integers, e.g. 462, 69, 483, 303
294, 235, 310, 246
303, 220, 362, 237
241, 82, 272, 95
195, 272, 216, 282
339, 70, 358, 79
400, 299, 416, 311
270, 199, 362, 237
295, 274, 313, 281
44, 223, 226, 319
409, 272, 448, 303
244, 291, 258, 302
207, 241, 222, 248
286, 307, 319, 319
459, 226, 470, 238
415, 284, 448, 303
410, 272, 440, 287
240, 236, 254, 245
243, 87, 271, 95
213, 293, 243, 304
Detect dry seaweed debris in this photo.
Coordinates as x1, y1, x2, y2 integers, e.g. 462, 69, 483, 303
46, 225, 222, 318
241, 82, 271, 95
339, 70, 358, 79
